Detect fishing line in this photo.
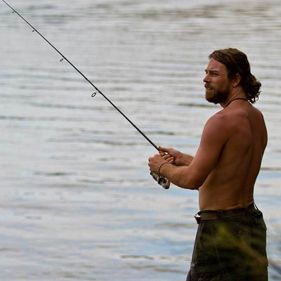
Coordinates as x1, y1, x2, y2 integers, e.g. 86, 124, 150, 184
2, 0, 170, 189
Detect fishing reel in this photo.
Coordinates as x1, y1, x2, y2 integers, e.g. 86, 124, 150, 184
150, 172, 170, 189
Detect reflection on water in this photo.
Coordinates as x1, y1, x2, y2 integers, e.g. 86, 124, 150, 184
0, 0, 281, 280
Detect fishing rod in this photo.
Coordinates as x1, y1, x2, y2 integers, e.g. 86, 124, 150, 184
2, 0, 170, 189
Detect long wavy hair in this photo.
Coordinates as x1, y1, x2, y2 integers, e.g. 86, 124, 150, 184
209, 48, 261, 103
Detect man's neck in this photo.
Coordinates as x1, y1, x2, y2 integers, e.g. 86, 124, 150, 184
221, 88, 247, 108
223, 97, 248, 108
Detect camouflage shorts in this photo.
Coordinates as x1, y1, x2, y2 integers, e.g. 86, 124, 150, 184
186, 205, 268, 281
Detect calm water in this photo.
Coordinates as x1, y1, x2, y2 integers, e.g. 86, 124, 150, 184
1, 0, 281, 280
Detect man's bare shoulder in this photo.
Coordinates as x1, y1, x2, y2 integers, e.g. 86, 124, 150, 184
205, 110, 228, 130
202, 111, 230, 142
204, 104, 253, 140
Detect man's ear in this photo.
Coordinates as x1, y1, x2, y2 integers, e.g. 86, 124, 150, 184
232, 73, 241, 88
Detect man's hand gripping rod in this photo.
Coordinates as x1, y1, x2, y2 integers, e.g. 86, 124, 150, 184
1, 0, 170, 189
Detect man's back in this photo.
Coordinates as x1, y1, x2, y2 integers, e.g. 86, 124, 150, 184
199, 100, 267, 210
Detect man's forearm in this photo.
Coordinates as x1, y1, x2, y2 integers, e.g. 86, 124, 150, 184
159, 163, 199, 190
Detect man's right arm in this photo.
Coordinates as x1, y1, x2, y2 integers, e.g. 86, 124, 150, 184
156, 114, 229, 189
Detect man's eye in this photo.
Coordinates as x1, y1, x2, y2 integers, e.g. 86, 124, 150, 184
210, 72, 219, 76
205, 71, 219, 76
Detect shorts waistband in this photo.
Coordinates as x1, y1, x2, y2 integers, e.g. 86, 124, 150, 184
194, 203, 261, 224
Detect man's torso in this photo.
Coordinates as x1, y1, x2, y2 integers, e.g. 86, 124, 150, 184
199, 101, 267, 211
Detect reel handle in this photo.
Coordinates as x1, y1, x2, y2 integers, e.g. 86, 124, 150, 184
150, 172, 170, 189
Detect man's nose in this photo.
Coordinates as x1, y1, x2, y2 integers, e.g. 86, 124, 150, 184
203, 74, 210, 83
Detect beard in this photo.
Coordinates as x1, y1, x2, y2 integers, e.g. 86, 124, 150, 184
205, 84, 231, 104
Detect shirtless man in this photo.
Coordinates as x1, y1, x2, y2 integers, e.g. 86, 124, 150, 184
148, 48, 268, 281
